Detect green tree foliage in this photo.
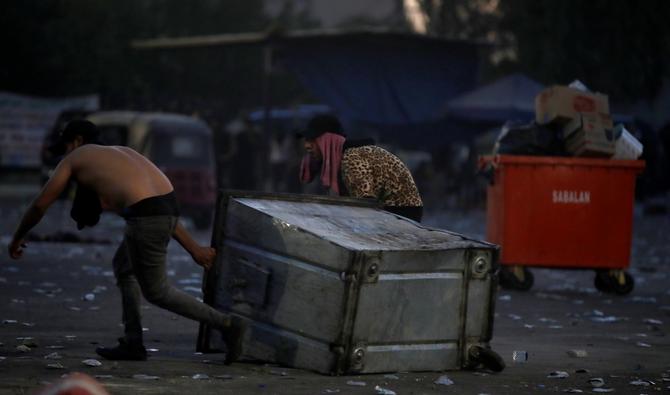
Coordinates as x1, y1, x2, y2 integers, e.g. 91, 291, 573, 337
497, 0, 670, 100
0, 0, 271, 118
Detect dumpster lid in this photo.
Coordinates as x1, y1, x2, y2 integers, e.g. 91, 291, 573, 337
481, 155, 645, 170
233, 196, 493, 251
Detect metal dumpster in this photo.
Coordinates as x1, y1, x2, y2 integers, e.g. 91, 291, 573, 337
198, 191, 502, 374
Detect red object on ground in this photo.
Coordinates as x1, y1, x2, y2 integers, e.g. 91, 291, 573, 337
35, 372, 109, 395
480, 155, 645, 269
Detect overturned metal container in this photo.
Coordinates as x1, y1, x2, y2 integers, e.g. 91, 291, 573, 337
198, 191, 503, 374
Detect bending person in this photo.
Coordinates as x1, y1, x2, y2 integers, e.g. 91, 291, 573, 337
298, 114, 424, 222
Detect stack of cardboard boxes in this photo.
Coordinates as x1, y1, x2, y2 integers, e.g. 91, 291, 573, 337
535, 85, 616, 157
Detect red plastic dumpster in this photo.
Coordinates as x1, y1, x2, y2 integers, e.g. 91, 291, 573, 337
480, 155, 645, 294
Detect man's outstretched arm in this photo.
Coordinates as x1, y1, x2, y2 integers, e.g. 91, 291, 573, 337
172, 221, 216, 270
9, 158, 73, 259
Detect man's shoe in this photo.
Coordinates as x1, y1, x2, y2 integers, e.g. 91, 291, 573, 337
95, 340, 147, 361
221, 317, 246, 365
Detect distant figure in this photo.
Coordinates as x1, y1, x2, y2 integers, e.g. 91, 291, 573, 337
298, 115, 423, 222
229, 117, 265, 190
8, 120, 244, 363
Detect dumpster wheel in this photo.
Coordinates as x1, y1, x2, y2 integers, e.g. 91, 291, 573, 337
594, 270, 634, 295
499, 266, 534, 291
468, 345, 506, 372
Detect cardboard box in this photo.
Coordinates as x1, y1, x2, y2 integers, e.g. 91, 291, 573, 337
563, 114, 616, 157
535, 85, 610, 125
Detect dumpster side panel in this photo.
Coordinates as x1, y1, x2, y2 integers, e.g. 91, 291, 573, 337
488, 157, 642, 268
213, 240, 346, 342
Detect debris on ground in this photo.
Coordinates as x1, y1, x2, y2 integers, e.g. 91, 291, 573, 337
374, 385, 397, 395
547, 371, 569, 379
434, 375, 454, 385
566, 349, 588, 358
346, 380, 366, 386
82, 359, 102, 367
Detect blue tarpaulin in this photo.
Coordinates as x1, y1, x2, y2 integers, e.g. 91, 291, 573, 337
274, 33, 481, 127
443, 73, 544, 123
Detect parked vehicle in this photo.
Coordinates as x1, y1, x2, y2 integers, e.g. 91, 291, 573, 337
83, 111, 217, 229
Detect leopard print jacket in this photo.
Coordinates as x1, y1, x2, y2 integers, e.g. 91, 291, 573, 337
341, 145, 423, 207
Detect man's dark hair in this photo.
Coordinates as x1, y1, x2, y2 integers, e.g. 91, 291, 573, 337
60, 119, 100, 144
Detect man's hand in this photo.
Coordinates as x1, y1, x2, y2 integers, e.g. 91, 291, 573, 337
191, 246, 216, 271
8, 238, 27, 259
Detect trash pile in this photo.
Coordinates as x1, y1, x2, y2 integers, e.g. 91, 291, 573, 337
494, 80, 643, 160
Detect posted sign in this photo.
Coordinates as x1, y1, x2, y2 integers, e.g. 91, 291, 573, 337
0, 91, 99, 168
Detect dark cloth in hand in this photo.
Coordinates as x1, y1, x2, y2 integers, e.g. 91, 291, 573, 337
70, 184, 101, 230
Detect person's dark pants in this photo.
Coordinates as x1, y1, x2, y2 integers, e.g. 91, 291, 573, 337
112, 215, 230, 346
384, 205, 423, 223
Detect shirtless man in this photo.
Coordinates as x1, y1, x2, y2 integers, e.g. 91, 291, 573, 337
8, 120, 243, 362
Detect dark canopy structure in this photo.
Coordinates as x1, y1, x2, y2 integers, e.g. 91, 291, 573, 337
133, 28, 485, 147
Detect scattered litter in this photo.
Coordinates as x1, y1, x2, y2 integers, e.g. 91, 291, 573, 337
269, 370, 287, 376
635, 342, 651, 348
82, 359, 102, 367
182, 286, 202, 293
563, 389, 583, 393
538, 317, 558, 323
630, 296, 657, 303
346, 380, 366, 386
192, 374, 209, 380
19, 338, 37, 348
434, 375, 454, 385
643, 318, 662, 325
92, 285, 107, 293
16, 345, 31, 352
567, 349, 588, 358
589, 378, 605, 387
147, 348, 159, 352
46, 363, 65, 369
592, 310, 604, 316
0, 356, 6, 361
82, 293, 95, 302
547, 371, 569, 379
323, 390, 340, 394
384, 374, 399, 380
507, 314, 522, 320
68, 307, 81, 312
374, 385, 397, 395
22, 322, 35, 327
591, 316, 622, 323
512, 350, 528, 363
133, 374, 160, 380
549, 325, 564, 329
64, 335, 77, 340
524, 324, 535, 329
44, 352, 62, 360
2, 320, 18, 324
592, 388, 614, 393
498, 294, 512, 301
629, 379, 653, 386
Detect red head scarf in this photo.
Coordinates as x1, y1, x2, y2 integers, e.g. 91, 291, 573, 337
299, 132, 346, 195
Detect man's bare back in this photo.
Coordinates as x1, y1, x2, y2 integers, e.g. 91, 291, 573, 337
66, 145, 173, 211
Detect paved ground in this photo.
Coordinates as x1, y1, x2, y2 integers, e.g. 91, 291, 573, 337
0, 195, 669, 394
